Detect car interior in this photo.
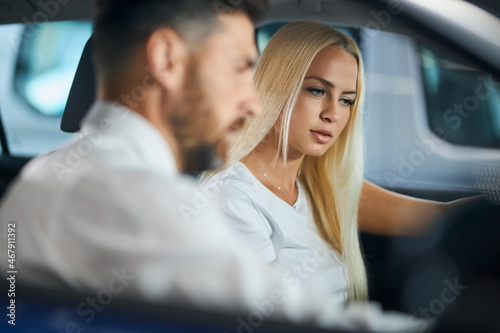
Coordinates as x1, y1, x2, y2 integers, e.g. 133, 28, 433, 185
0, 0, 499, 332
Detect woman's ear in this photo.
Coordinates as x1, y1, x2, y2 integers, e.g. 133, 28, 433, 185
273, 113, 284, 135
145, 28, 188, 92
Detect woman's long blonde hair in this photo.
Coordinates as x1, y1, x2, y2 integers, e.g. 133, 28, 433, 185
209, 21, 367, 301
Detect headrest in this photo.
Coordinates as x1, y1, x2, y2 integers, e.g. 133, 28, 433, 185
61, 36, 96, 133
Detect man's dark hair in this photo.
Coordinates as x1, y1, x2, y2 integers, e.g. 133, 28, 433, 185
93, 0, 268, 76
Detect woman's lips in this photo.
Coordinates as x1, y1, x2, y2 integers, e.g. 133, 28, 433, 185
310, 130, 332, 144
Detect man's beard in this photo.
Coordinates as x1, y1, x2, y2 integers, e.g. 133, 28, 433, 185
170, 60, 228, 175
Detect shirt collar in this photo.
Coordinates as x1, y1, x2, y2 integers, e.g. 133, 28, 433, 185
81, 101, 179, 178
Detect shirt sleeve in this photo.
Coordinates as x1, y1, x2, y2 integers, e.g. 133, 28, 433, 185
214, 183, 276, 264
0, 168, 283, 314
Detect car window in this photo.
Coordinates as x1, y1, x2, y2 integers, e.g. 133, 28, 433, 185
15, 21, 92, 117
419, 43, 500, 148
0, 21, 91, 157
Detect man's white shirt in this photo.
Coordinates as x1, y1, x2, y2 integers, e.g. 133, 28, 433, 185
0, 101, 425, 332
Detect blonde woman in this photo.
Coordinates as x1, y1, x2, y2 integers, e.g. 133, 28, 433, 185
203, 21, 367, 304
204, 21, 469, 305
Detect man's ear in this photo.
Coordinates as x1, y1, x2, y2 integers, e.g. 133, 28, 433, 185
145, 28, 188, 91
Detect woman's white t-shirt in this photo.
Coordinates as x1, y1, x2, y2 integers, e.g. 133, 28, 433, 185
205, 161, 349, 305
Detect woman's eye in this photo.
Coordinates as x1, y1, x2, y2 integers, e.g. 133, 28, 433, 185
307, 87, 325, 96
340, 98, 354, 106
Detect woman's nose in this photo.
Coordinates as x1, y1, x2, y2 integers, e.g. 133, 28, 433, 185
321, 103, 340, 123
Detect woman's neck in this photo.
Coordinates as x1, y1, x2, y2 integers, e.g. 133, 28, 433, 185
242, 132, 304, 205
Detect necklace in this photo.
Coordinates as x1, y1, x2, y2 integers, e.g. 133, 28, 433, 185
252, 153, 295, 206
